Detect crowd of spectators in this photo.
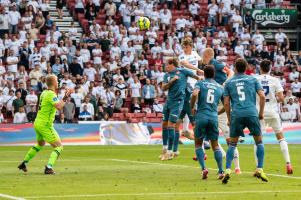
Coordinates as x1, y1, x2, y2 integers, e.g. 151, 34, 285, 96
0, 0, 300, 124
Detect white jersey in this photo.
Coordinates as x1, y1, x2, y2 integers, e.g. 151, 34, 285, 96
256, 74, 283, 115
178, 51, 202, 87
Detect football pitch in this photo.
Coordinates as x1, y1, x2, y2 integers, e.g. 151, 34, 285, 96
1, 145, 301, 200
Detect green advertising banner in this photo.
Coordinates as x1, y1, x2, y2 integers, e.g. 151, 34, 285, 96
247, 9, 298, 27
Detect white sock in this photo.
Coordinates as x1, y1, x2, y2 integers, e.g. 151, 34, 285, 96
218, 143, 226, 158
163, 145, 168, 150
233, 148, 240, 169
254, 144, 258, 166
183, 115, 190, 132
279, 139, 291, 164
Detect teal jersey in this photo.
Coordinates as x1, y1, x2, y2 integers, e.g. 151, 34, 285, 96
224, 74, 263, 118
184, 85, 192, 102
195, 78, 224, 121
163, 68, 194, 102
210, 59, 227, 85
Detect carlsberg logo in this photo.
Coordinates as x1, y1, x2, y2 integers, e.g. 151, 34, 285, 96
252, 10, 290, 26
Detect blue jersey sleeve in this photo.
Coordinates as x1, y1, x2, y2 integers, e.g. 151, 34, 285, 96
255, 78, 263, 92
180, 68, 195, 78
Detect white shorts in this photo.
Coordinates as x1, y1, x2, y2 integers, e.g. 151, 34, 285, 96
261, 112, 283, 134
218, 112, 229, 139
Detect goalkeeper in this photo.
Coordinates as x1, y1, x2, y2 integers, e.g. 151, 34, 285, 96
18, 75, 71, 174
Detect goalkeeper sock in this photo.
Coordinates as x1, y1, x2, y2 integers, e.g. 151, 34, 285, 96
162, 128, 168, 147
196, 147, 205, 170
256, 143, 264, 169
214, 148, 224, 173
279, 139, 291, 164
173, 131, 180, 152
167, 127, 175, 151
225, 143, 236, 169
24, 144, 43, 163
47, 146, 63, 168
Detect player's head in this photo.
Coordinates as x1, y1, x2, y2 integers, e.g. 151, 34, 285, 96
234, 58, 248, 74
260, 59, 271, 74
203, 48, 214, 64
204, 65, 215, 79
46, 75, 58, 90
181, 37, 193, 53
166, 57, 179, 72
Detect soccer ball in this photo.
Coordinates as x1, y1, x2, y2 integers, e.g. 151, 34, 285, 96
137, 16, 150, 30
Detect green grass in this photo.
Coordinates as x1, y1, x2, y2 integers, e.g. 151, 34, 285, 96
1, 145, 301, 200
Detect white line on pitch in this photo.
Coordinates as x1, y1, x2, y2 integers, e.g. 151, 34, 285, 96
0, 194, 25, 200
23, 190, 301, 199
109, 159, 301, 180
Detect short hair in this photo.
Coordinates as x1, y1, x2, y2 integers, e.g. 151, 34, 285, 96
181, 37, 193, 47
234, 58, 248, 73
46, 75, 57, 87
167, 57, 179, 68
204, 65, 215, 79
260, 60, 271, 73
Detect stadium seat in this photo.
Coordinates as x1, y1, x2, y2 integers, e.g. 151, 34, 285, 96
146, 113, 156, 118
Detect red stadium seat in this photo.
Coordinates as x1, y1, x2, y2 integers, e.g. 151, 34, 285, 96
146, 113, 156, 118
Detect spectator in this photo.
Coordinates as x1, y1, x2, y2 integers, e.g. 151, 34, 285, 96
152, 98, 163, 113
252, 29, 265, 50
104, 0, 117, 17
25, 88, 37, 111
56, 112, 68, 123
280, 107, 291, 121
71, 86, 84, 118
13, 106, 28, 124
289, 68, 300, 82
27, 105, 37, 122
142, 78, 156, 106
114, 90, 123, 112
189, 0, 200, 20
285, 98, 299, 122
95, 105, 105, 120
131, 97, 141, 113
7, 50, 19, 75
29, 64, 43, 90
8, 4, 21, 34
79, 104, 93, 121
159, 7, 172, 31
63, 97, 75, 123
0, 7, 9, 37
56, 0, 65, 19
0, 111, 4, 123
208, 0, 218, 25
291, 79, 301, 97
275, 28, 289, 48
115, 78, 128, 100
100, 86, 115, 117
80, 96, 94, 119
69, 57, 83, 77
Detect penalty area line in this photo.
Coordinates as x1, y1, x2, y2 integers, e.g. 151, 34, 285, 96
23, 190, 301, 199
0, 194, 26, 200
109, 159, 301, 180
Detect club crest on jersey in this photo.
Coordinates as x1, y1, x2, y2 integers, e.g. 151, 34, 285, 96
176, 71, 180, 74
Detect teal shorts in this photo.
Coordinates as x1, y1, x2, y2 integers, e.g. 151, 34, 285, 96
194, 116, 219, 141
230, 116, 262, 138
162, 100, 184, 123
179, 100, 195, 123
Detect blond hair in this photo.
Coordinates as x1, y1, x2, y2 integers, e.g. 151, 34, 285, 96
46, 75, 57, 87
181, 37, 193, 47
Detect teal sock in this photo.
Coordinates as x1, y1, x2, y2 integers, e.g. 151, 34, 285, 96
24, 145, 43, 163
162, 128, 168, 146
167, 128, 175, 151
256, 143, 264, 168
214, 149, 224, 173
196, 147, 205, 170
173, 131, 180, 152
226, 143, 236, 169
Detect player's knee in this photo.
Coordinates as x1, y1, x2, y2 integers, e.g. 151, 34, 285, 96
195, 138, 203, 148
38, 140, 46, 146
162, 121, 168, 128
210, 140, 219, 150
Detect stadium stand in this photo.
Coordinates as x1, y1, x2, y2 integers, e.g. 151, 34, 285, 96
0, 0, 300, 124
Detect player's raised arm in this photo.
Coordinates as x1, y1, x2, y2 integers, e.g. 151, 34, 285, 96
162, 75, 179, 91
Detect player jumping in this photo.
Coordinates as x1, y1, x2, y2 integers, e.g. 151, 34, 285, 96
18, 75, 71, 174
160, 58, 199, 161
190, 65, 225, 180
222, 58, 268, 184
256, 60, 293, 174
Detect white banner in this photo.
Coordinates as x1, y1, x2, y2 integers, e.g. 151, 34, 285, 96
99, 123, 151, 145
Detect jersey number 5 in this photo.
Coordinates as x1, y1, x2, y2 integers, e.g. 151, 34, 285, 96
237, 86, 245, 101
206, 89, 215, 103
